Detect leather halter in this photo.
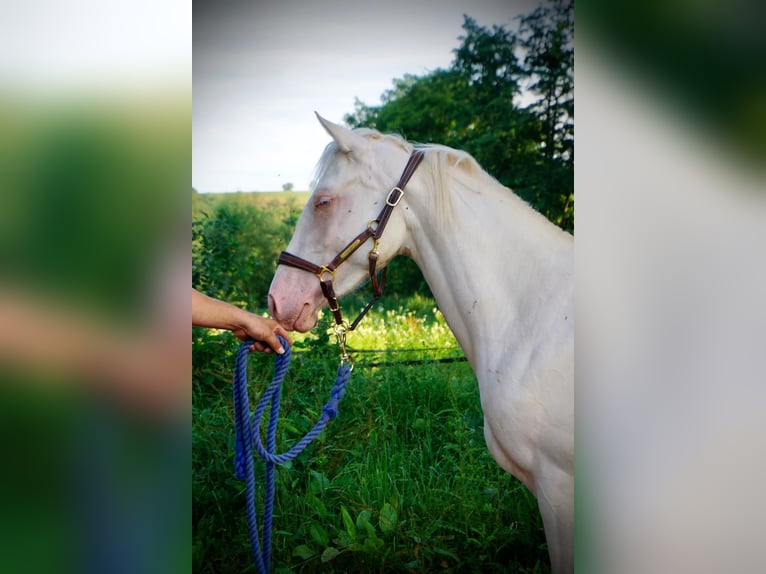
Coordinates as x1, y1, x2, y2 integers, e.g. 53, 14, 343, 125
277, 149, 425, 332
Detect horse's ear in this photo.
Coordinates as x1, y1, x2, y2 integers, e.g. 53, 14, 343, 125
315, 112, 365, 154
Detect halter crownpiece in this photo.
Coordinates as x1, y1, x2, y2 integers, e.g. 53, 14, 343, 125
277, 149, 425, 336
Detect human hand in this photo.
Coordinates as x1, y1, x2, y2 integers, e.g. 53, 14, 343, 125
231, 314, 292, 355
192, 289, 292, 354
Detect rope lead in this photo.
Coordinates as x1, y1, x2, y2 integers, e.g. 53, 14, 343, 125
232, 336, 351, 573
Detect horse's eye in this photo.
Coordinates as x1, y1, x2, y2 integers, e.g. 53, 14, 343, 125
315, 197, 333, 208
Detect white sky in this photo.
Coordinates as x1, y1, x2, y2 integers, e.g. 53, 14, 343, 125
193, 0, 542, 192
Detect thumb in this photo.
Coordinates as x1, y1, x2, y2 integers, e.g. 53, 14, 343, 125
263, 331, 285, 355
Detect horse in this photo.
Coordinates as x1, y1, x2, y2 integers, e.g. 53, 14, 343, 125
268, 113, 574, 573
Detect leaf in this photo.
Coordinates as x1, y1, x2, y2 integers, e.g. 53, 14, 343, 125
309, 523, 330, 548
379, 502, 398, 534
363, 535, 384, 554
309, 470, 330, 494
279, 420, 300, 435
292, 544, 314, 560
306, 494, 328, 518
320, 546, 341, 563
356, 510, 376, 538
335, 530, 359, 551
341, 505, 357, 538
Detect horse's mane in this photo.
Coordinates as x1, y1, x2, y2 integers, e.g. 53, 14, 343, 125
313, 127, 508, 232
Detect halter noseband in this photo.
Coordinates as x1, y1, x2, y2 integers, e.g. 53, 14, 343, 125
277, 149, 425, 334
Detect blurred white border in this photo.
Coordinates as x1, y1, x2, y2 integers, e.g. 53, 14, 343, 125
0, 0, 190, 92
576, 39, 766, 574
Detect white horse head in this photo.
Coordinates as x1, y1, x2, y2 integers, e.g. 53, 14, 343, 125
268, 113, 417, 332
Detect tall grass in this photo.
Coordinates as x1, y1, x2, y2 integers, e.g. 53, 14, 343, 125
192, 295, 548, 573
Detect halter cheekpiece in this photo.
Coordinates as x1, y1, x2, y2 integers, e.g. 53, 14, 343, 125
277, 149, 425, 344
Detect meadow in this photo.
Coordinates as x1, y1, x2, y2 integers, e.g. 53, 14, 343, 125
192, 190, 549, 572
192, 292, 549, 573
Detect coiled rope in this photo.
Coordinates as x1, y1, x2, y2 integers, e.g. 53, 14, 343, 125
233, 336, 352, 573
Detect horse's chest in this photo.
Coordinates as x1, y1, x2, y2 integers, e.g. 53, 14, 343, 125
476, 351, 573, 480
476, 368, 541, 474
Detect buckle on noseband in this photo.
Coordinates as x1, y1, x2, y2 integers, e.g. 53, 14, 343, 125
386, 187, 404, 207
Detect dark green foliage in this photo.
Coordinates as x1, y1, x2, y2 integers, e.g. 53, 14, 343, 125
517, 1, 574, 228
192, 199, 302, 310
346, 3, 574, 233
383, 256, 433, 300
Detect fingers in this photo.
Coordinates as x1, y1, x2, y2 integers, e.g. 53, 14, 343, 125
245, 320, 290, 355
248, 341, 267, 353
275, 326, 292, 347
261, 330, 286, 355
235, 315, 293, 355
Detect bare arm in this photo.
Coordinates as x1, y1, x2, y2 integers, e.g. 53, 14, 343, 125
192, 288, 291, 354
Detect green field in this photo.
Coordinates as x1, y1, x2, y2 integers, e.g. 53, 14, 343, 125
192, 190, 549, 572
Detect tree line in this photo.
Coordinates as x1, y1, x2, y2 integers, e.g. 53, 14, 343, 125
347, 1, 573, 232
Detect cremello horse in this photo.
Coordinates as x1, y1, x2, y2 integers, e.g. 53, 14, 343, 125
268, 114, 573, 573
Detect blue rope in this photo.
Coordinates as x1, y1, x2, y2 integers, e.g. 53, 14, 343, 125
233, 336, 352, 573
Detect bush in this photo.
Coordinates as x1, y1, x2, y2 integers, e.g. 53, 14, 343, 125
192, 201, 298, 310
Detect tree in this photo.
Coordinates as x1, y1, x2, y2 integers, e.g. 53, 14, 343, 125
518, 0, 574, 229
192, 202, 295, 310
346, 4, 574, 232
282, 182, 294, 192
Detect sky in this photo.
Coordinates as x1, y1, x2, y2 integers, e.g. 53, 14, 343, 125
193, 0, 542, 193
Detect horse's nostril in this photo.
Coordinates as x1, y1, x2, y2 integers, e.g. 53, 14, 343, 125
268, 293, 278, 319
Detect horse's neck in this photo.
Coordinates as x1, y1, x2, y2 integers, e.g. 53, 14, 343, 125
404, 176, 573, 371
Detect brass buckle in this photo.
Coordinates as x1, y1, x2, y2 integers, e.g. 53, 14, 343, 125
386, 187, 404, 207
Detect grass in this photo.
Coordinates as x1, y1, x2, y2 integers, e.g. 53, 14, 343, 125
192, 294, 549, 573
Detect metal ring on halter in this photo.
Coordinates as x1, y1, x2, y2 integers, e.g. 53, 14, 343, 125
333, 322, 349, 337
316, 266, 335, 282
